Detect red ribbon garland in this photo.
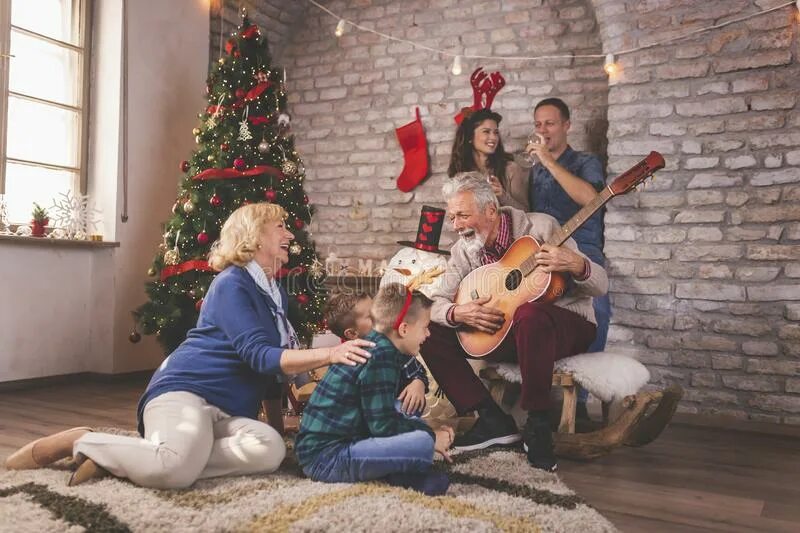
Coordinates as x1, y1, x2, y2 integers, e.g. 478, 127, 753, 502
192, 165, 284, 182
160, 259, 214, 281
245, 81, 271, 101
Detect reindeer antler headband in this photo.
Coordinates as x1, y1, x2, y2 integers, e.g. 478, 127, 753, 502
454, 67, 506, 125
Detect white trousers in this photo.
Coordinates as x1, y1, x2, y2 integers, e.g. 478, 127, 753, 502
73, 391, 285, 489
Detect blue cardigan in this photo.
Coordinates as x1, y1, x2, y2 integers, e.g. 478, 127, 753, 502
137, 266, 287, 435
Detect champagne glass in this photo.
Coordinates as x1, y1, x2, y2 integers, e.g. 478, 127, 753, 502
514, 131, 545, 169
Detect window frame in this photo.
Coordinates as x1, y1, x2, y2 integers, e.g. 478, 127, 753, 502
0, 0, 93, 216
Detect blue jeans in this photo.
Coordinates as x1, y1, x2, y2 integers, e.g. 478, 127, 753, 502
578, 293, 612, 403
303, 430, 434, 483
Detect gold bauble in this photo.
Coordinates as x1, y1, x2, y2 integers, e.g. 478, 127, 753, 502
281, 159, 298, 177
192, 127, 201, 135
164, 249, 180, 265
289, 243, 302, 255
195, 135, 202, 144
183, 199, 195, 213
218, 57, 225, 65
207, 154, 216, 162
147, 267, 157, 277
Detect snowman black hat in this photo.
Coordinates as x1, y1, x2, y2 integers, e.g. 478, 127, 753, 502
397, 205, 450, 256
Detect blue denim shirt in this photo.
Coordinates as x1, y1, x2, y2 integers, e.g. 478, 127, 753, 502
529, 146, 606, 266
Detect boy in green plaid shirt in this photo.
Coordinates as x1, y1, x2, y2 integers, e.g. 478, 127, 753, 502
295, 283, 453, 496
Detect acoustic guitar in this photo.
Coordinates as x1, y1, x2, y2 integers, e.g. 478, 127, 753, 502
455, 151, 666, 357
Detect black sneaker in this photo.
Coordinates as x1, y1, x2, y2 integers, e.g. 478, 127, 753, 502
522, 419, 557, 472
453, 410, 520, 451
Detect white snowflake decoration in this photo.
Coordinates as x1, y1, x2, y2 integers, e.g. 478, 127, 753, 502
49, 191, 101, 238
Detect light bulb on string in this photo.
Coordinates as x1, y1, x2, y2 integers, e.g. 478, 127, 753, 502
335, 19, 346, 37
451, 55, 462, 75
603, 53, 619, 76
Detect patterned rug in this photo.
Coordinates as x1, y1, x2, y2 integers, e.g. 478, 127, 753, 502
0, 440, 616, 533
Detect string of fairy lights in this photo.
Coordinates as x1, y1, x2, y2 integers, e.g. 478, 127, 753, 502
307, 0, 800, 78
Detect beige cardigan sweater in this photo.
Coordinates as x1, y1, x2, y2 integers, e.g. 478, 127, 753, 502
429, 206, 608, 327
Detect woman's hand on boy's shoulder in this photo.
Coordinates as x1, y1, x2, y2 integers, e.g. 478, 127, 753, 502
328, 339, 375, 367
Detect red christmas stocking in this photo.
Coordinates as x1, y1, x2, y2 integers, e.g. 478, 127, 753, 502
396, 107, 429, 192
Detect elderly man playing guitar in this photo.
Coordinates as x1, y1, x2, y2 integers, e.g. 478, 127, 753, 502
420, 171, 608, 472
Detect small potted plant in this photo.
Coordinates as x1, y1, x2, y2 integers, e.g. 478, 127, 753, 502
31, 202, 49, 237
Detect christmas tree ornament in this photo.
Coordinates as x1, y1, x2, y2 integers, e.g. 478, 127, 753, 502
147, 267, 157, 277
197, 231, 209, 245
180, 160, 190, 172
294, 218, 304, 229
210, 194, 222, 207
233, 157, 247, 171
254, 71, 268, 83
129, 330, 141, 343
309, 258, 324, 279
296, 293, 310, 306
394, 107, 430, 193
164, 248, 180, 265
192, 127, 201, 136
282, 159, 299, 177
195, 135, 202, 144
207, 154, 215, 162
264, 188, 277, 202
258, 139, 270, 154
220, 142, 230, 151
183, 199, 195, 213
237, 106, 253, 141
218, 57, 225, 65
289, 242, 302, 255
195, 299, 204, 311
302, 194, 309, 205
278, 113, 291, 128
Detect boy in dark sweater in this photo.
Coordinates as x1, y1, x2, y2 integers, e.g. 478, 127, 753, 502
296, 284, 453, 495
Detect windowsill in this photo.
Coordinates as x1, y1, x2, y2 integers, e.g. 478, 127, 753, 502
0, 233, 120, 249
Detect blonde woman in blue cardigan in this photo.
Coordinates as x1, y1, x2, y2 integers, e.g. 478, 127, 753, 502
6, 203, 374, 488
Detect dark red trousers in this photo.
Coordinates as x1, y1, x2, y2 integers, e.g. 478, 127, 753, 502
420, 302, 596, 414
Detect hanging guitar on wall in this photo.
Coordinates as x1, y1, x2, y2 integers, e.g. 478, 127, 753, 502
455, 151, 666, 357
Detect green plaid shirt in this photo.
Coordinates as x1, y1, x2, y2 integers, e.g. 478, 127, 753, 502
295, 330, 434, 468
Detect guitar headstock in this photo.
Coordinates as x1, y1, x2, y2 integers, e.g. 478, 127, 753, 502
608, 151, 666, 196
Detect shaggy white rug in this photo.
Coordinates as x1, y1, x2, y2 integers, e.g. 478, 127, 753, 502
0, 440, 617, 533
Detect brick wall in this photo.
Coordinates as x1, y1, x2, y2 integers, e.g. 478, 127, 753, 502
214, 0, 800, 425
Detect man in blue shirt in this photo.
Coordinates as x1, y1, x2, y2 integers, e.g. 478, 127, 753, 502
525, 97, 611, 418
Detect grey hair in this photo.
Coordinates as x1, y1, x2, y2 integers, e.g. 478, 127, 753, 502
442, 171, 499, 211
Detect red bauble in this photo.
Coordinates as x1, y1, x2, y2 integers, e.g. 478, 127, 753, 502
235, 88, 246, 100
233, 50, 241, 58
296, 293, 310, 306
180, 160, 190, 172
293, 218, 305, 229
210, 194, 222, 207
220, 142, 229, 151
195, 299, 204, 311
302, 194, 309, 205
197, 231, 209, 245
233, 158, 247, 171
264, 189, 277, 202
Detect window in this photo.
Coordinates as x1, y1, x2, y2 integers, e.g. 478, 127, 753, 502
0, 0, 91, 224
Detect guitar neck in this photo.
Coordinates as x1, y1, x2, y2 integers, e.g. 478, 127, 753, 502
546, 187, 614, 246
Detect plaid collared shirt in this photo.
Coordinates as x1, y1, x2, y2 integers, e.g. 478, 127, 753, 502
295, 330, 434, 468
480, 212, 512, 265
401, 357, 429, 393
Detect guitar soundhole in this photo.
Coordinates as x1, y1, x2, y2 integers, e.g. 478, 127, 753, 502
505, 269, 523, 291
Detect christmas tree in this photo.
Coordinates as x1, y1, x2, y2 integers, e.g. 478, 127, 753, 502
133, 13, 325, 354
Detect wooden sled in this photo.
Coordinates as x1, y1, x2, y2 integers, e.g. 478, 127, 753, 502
479, 364, 683, 460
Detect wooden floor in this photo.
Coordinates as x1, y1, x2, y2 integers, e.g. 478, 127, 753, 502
1, 377, 799, 532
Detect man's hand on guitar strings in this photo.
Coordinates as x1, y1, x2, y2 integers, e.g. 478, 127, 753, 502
534, 244, 586, 276
453, 295, 505, 333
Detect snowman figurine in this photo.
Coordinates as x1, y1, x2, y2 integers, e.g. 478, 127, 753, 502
380, 205, 450, 298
